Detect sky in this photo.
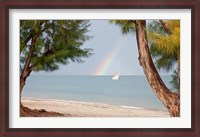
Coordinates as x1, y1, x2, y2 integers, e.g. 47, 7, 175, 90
32, 20, 173, 76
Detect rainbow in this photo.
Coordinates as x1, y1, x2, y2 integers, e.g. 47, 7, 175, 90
94, 37, 126, 75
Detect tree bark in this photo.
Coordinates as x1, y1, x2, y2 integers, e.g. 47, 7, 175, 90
20, 21, 48, 106
20, 34, 37, 106
134, 20, 180, 117
20, 67, 34, 105
159, 20, 172, 34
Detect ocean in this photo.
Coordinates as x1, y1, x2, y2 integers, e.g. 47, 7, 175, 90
22, 75, 173, 110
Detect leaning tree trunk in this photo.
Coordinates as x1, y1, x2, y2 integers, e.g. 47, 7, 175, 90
20, 35, 37, 107
20, 67, 33, 106
20, 67, 34, 115
134, 20, 180, 117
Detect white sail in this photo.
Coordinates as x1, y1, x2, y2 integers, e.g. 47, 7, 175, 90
112, 72, 120, 80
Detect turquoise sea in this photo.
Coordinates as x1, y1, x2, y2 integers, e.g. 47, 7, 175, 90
22, 75, 173, 110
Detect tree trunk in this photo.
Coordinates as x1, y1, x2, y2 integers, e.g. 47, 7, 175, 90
134, 20, 180, 117
20, 69, 32, 107
159, 20, 172, 34
20, 78, 25, 105
20, 35, 37, 107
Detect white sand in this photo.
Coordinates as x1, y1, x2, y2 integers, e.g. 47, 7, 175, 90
22, 97, 170, 117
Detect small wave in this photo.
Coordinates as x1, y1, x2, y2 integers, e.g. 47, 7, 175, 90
120, 105, 142, 109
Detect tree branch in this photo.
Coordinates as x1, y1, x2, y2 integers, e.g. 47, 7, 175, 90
29, 64, 36, 72
159, 20, 172, 34
20, 36, 37, 78
30, 49, 55, 69
20, 21, 49, 54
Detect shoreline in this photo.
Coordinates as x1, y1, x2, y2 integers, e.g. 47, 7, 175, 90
22, 97, 170, 117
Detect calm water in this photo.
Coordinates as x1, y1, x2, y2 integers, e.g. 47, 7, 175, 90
22, 75, 173, 110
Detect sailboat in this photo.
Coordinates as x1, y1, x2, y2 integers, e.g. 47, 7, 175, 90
112, 72, 120, 80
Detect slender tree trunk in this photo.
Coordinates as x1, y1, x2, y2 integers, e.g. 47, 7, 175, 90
134, 20, 180, 117
20, 70, 30, 105
20, 78, 25, 105
20, 35, 37, 107
159, 20, 172, 34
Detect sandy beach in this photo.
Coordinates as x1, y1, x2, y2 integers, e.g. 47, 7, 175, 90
22, 97, 170, 117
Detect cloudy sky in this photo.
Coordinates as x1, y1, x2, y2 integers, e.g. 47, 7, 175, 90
32, 20, 172, 76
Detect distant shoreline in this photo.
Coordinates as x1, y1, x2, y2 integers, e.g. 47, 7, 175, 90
21, 97, 169, 117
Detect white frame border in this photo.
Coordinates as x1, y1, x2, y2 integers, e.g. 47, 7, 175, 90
9, 9, 191, 128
